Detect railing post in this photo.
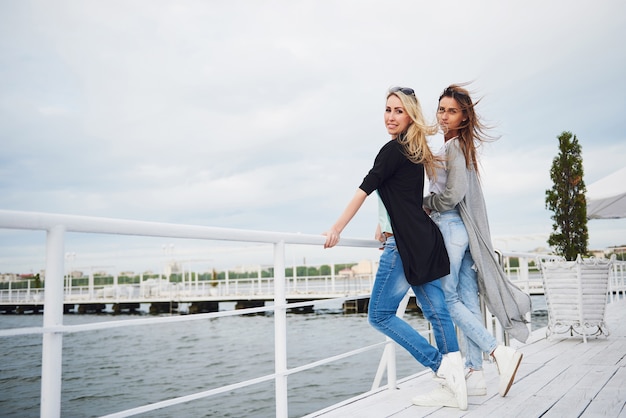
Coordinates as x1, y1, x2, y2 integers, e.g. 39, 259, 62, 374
273, 240, 288, 418
41, 225, 65, 418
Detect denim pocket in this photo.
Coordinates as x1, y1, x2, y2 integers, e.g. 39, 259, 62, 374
447, 219, 468, 248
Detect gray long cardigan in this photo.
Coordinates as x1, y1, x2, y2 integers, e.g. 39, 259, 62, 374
423, 139, 531, 342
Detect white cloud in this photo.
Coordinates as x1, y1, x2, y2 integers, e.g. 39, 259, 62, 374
1, 0, 626, 272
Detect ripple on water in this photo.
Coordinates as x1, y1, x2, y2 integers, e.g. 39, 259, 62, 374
1, 295, 548, 417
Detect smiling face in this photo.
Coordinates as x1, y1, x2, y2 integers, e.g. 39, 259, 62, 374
384, 94, 412, 139
437, 96, 465, 140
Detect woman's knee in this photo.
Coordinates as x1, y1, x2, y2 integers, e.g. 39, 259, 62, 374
368, 308, 393, 328
422, 299, 454, 324
458, 294, 480, 314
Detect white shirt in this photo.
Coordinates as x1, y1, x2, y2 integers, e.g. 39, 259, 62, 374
429, 142, 449, 195
377, 193, 393, 233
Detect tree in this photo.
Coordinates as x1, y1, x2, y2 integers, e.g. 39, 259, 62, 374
545, 131, 589, 260
33, 273, 42, 288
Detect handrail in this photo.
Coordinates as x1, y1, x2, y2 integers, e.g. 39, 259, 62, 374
0, 209, 377, 247
0, 209, 381, 418
3, 210, 621, 417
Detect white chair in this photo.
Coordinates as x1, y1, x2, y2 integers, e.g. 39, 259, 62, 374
538, 254, 615, 343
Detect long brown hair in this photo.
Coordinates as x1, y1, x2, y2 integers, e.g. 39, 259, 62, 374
438, 83, 497, 176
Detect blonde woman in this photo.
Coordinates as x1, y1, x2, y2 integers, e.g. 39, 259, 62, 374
324, 87, 467, 410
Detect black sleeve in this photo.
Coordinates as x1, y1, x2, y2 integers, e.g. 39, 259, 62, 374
359, 141, 402, 195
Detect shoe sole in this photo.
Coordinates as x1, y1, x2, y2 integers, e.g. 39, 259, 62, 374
500, 352, 523, 397
411, 386, 459, 408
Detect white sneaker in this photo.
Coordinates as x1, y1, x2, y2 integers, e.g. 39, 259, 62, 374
437, 352, 468, 410
412, 385, 458, 408
466, 369, 487, 396
436, 367, 487, 396
492, 345, 523, 397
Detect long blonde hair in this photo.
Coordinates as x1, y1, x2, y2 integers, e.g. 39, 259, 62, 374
388, 88, 441, 178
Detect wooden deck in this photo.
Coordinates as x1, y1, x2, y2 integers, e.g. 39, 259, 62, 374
307, 299, 626, 418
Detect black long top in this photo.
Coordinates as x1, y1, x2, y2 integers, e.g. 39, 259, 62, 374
359, 139, 450, 285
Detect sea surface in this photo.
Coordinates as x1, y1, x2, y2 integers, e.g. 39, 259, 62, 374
0, 296, 547, 418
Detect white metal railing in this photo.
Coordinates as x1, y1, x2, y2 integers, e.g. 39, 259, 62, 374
609, 260, 626, 302
0, 209, 384, 418
4, 210, 622, 417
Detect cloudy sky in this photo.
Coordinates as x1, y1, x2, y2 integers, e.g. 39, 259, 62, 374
1, 1, 625, 274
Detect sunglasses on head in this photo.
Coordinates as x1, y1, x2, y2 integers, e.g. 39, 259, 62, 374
390, 86, 415, 96
441, 87, 468, 100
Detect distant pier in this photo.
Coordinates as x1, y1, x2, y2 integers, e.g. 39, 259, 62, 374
0, 273, 545, 315
0, 275, 379, 315
0, 298, 376, 315
0, 295, 431, 316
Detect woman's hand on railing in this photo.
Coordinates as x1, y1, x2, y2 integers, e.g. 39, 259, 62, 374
323, 229, 341, 249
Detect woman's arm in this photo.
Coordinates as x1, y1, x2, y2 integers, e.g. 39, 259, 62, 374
324, 188, 368, 248
424, 140, 468, 212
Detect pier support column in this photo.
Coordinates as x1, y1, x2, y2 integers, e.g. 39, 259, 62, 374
189, 301, 219, 314
342, 298, 369, 313
149, 302, 178, 314
234, 300, 265, 310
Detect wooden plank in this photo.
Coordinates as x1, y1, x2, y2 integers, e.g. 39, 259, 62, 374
308, 300, 626, 418
541, 366, 615, 417
583, 365, 626, 417
585, 339, 624, 365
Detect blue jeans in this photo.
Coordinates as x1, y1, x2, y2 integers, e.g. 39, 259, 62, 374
432, 209, 497, 370
368, 237, 459, 373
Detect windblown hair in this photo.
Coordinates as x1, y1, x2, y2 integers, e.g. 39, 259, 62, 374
387, 89, 441, 178
438, 83, 497, 176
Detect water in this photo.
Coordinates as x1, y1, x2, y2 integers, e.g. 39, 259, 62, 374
0, 296, 547, 418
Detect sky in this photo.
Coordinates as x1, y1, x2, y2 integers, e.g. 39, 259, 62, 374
1, 0, 626, 275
